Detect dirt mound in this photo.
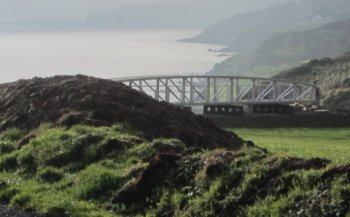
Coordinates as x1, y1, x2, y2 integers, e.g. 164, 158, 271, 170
107, 145, 343, 216
0, 75, 242, 149
2, 75, 349, 216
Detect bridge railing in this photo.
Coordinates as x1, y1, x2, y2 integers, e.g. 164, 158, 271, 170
114, 75, 317, 105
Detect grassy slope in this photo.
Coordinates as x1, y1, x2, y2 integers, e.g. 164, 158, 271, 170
0, 125, 349, 217
273, 54, 350, 110
232, 128, 350, 165
209, 17, 350, 78
187, 0, 349, 46
254, 19, 350, 68
209, 54, 299, 77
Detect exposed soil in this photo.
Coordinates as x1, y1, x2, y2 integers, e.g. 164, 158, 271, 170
112, 153, 180, 205
217, 156, 335, 216
0, 75, 243, 149
0, 204, 39, 217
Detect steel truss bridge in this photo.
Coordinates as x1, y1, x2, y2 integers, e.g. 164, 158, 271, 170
114, 75, 317, 106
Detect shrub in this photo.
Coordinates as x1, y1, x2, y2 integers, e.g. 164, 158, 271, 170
97, 138, 128, 156
74, 164, 122, 199
0, 128, 24, 142
45, 205, 69, 217
0, 142, 15, 154
17, 151, 37, 172
10, 192, 31, 208
30, 132, 103, 168
149, 191, 173, 217
36, 194, 73, 217
36, 194, 115, 217
0, 180, 6, 190
0, 153, 18, 171
37, 167, 64, 183
0, 186, 19, 202
150, 139, 185, 153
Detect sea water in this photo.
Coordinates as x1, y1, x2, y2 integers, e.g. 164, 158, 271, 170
0, 29, 226, 83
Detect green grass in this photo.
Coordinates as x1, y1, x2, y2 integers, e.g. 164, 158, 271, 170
0, 125, 349, 216
0, 125, 191, 217
231, 128, 350, 165
0, 125, 147, 216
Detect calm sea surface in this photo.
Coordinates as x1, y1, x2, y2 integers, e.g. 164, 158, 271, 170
0, 29, 226, 83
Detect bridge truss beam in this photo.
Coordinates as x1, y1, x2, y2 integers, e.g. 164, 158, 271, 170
116, 75, 317, 106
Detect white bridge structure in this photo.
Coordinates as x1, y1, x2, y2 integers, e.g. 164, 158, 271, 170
115, 75, 317, 106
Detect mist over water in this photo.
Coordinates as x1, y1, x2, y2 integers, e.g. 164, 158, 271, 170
0, 29, 226, 83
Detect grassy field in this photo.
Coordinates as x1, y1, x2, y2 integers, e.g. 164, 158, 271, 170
231, 128, 350, 165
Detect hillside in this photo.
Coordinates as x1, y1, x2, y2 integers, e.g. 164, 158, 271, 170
0, 75, 349, 216
273, 53, 350, 111
255, 19, 350, 67
187, 0, 350, 77
209, 18, 350, 77
184, 1, 308, 46
186, 0, 350, 50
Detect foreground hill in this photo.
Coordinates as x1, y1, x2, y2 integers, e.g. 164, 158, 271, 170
0, 75, 239, 149
0, 75, 349, 217
273, 53, 350, 111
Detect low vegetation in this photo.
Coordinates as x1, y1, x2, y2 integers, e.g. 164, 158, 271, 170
209, 54, 298, 77
273, 53, 350, 110
0, 125, 349, 217
231, 128, 350, 165
0, 75, 348, 216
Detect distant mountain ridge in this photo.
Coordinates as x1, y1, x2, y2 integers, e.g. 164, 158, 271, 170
254, 18, 350, 67
186, 0, 350, 51
86, 0, 286, 29
184, 1, 309, 46
208, 16, 350, 78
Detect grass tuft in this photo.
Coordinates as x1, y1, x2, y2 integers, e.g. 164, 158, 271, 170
74, 163, 123, 200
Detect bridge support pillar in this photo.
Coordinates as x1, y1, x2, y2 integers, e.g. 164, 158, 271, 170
206, 78, 210, 103
252, 79, 256, 101
229, 78, 234, 102
181, 78, 186, 104
190, 77, 194, 103
155, 79, 160, 101
165, 79, 170, 102
213, 78, 218, 103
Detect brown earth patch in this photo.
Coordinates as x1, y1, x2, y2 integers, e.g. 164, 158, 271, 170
112, 153, 180, 205
0, 75, 243, 149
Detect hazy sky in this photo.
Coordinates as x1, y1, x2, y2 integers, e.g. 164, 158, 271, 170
0, 0, 285, 21
0, 0, 198, 20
